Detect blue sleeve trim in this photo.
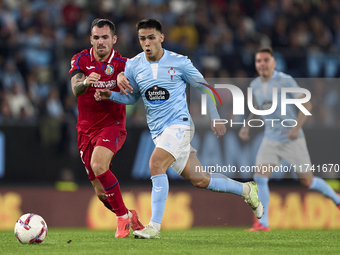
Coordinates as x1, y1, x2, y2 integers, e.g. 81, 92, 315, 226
113, 57, 126, 63
76, 53, 89, 70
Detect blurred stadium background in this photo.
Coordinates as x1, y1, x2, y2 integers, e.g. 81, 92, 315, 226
1, 0, 340, 230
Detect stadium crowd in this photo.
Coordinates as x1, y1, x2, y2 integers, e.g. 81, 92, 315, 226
0, 0, 340, 137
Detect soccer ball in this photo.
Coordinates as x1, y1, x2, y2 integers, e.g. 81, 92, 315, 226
14, 213, 48, 244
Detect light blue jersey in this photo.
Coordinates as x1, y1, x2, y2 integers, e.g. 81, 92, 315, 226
109, 49, 220, 138
250, 70, 304, 142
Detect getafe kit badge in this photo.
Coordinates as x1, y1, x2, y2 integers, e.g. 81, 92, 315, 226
105, 64, 114, 75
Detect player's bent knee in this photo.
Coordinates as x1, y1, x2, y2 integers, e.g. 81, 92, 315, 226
300, 178, 312, 187
191, 178, 210, 189
149, 160, 167, 175
91, 162, 106, 176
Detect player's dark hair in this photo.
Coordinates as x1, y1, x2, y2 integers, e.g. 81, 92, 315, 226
91, 18, 116, 35
136, 19, 163, 33
256, 46, 274, 56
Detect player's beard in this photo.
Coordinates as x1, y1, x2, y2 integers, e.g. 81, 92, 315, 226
96, 46, 109, 58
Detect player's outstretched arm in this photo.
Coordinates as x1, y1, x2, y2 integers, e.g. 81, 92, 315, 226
191, 79, 226, 138
94, 88, 141, 105
181, 58, 226, 138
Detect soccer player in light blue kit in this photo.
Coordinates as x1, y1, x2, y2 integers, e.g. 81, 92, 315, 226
95, 19, 263, 239
239, 46, 340, 231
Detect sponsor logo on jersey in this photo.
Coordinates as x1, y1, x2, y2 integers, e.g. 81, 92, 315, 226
145, 86, 169, 105
105, 64, 114, 75
92, 79, 116, 89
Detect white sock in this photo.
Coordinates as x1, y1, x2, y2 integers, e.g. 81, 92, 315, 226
241, 183, 250, 198
128, 210, 133, 218
149, 221, 161, 231
118, 213, 129, 219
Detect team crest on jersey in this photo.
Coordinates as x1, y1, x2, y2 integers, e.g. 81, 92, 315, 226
168, 67, 175, 81
105, 64, 114, 75
145, 86, 170, 105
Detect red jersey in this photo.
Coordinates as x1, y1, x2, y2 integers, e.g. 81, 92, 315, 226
69, 48, 127, 134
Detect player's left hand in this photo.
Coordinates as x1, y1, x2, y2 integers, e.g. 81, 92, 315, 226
117, 72, 133, 95
284, 127, 300, 140
94, 89, 111, 101
211, 121, 227, 138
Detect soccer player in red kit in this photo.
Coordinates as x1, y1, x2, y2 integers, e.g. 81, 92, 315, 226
69, 18, 144, 238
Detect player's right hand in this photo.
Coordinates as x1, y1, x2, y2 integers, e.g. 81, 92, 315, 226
85, 72, 101, 85
94, 89, 111, 101
211, 121, 227, 138
117, 72, 133, 95
239, 127, 250, 141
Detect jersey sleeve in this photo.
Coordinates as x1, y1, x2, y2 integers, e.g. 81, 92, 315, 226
69, 53, 85, 79
124, 60, 139, 91
181, 57, 220, 120
108, 59, 141, 105
181, 56, 203, 83
109, 91, 140, 105
117, 56, 127, 74
283, 75, 303, 99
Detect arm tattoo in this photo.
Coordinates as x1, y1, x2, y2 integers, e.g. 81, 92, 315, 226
72, 73, 88, 97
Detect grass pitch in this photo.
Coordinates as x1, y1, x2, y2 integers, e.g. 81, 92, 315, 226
1, 227, 340, 255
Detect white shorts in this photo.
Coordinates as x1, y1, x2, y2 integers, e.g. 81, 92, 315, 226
256, 137, 312, 172
153, 124, 197, 175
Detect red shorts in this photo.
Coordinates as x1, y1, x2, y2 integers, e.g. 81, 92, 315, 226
77, 126, 127, 181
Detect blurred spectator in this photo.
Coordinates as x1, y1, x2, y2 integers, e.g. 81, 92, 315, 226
1, 59, 25, 93
0, 92, 14, 123
168, 14, 198, 52
257, 0, 280, 29
19, 25, 55, 69
195, 34, 221, 72
46, 86, 64, 120
39, 86, 64, 148
271, 15, 289, 48
309, 16, 333, 51
7, 84, 35, 121
62, 0, 81, 33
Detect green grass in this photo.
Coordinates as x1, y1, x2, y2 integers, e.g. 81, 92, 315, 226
1, 227, 340, 255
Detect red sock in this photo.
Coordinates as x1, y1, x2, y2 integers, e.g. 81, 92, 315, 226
96, 170, 128, 216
